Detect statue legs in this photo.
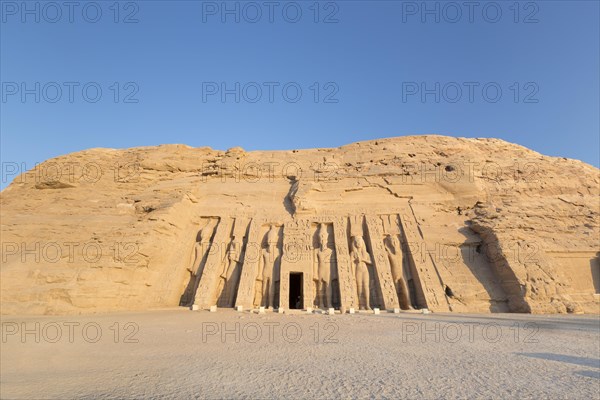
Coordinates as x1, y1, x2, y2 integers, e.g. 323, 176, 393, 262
356, 268, 370, 310
224, 261, 241, 307
324, 281, 332, 309
315, 279, 332, 309
262, 276, 277, 309
261, 277, 271, 308
269, 279, 278, 309
395, 278, 411, 310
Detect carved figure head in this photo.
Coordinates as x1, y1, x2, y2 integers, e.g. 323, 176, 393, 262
199, 230, 205, 243
352, 235, 364, 250
388, 234, 401, 251
267, 225, 278, 246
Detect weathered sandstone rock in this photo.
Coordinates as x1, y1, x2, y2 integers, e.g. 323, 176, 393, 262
1, 136, 598, 315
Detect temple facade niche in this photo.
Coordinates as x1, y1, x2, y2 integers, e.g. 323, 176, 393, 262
395, 203, 452, 312
384, 233, 412, 310
216, 218, 250, 307
381, 214, 422, 310
332, 216, 358, 309
180, 217, 219, 306
256, 224, 283, 309
193, 217, 245, 308
312, 223, 340, 309
216, 235, 243, 307
349, 215, 387, 310
350, 234, 374, 310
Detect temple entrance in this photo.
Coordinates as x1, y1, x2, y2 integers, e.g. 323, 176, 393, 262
289, 273, 303, 309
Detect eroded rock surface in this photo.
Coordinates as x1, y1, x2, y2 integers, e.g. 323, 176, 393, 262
1, 136, 598, 315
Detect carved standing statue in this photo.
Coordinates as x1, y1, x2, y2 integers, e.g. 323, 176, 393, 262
180, 226, 213, 306
221, 235, 243, 307
351, 235, 372, 310
313, 224, 334, 309
385, 234, 412, 310
193, 227, 212, 269
257, 225, 281, 309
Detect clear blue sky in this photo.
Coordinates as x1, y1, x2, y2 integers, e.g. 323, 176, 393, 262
1, 1, 599, 189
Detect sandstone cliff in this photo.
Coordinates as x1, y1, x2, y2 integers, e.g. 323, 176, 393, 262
1, 135, 598, 315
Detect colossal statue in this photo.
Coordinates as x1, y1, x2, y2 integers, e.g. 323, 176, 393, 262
258, 225, 281, 309
351, 235, 372, 310
314, 223, 334, 309
385, 234, 412, 310
220, 235, 243, 307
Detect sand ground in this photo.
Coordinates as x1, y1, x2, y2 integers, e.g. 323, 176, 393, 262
1, 309, 599, 399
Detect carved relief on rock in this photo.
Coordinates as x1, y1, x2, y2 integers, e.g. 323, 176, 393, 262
217, 234, 245, 307
180, 217, 218, 306
312, 223, 339, 309
350, 234, 374, 310
256, 224, 283, 309
384, 233, 412, 310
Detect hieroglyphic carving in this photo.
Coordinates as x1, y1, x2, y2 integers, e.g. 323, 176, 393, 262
365, 215, 400, 310
234, 218, 262, 308
333, 216, 357, 309
397, 202, 451, 312
193, 218, 234, 308
279, 219, 312, 309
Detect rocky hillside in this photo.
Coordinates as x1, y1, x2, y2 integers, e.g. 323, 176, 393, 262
1, 135, 598, 315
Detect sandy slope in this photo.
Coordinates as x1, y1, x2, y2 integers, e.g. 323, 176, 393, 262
1, 309, 599, 399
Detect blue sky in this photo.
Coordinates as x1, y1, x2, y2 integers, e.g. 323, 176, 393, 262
1, 1, 599, 189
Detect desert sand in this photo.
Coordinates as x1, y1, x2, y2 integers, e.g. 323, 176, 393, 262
1, 309, 599, 399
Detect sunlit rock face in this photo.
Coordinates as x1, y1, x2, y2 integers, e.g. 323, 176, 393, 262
1, 136, 598, 315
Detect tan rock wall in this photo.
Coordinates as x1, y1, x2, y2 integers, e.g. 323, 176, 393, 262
1, 136, 598, 314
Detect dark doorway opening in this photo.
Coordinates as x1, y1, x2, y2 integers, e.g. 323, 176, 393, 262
289, 273, 303, 309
